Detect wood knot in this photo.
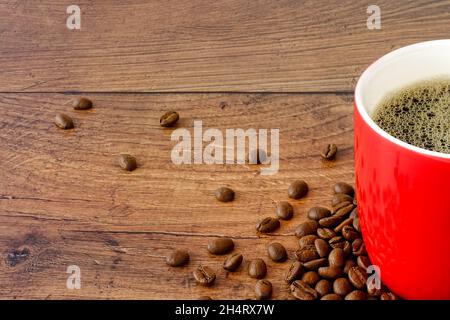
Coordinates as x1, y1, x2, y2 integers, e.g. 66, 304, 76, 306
6, 247, 30, 267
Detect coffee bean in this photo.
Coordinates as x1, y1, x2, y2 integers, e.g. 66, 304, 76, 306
328, 248, 344, 268
255, 280, 272, 300
342, 241, 352, 257
285, 261, 303, 283
290, 280, 318, 300
333, 182, 355, 197
248, 259, 267, 279
317, 228, 336, 240
353, 216, 361, 232
295, 245, 319, 262
332, 201, 353, 212
54, 113, 74, 129
367, 284, 382, 297
342, 225, 360, 241
197, 296, 212, 300
321, 293, 342, 300
214, 187, 235, 202
333, 278, 352, 296
333, 203, 355, 218
298, 235, 318, 248
256, 217, 280, 233
315, 279, 332, 297
207, 237, 234, 255
345, 290, 367, 300
288, 180, 309, 199
353, 195, 358, 206
334, 217, 354, 233
72, 97, 92, 110
319, 215, 344, 228
166, 249, 189, 267
321, 143, 338, 160
348, 266, 368, 289
314, 239, 330, 258
294, 220, 318, 238
248, 148, 267, 165
331, 194, 354, 207
343, 259, 357, 273
301, 271, 320, 287
223, 253, 243, 272
329, 236, 345, 248
160, 111, 179, 127
357, 255, 371, 271
318, 266, 342, 279
118, 154, 137, 171
350, 207, 358, 219
267, 242, 287, 262
307, 207, 331, 220
193, 265, 216, 286
303, 258, 327, 270
352, 238, 367, 256
380, 292, 398, 300
275, 201, 293, 220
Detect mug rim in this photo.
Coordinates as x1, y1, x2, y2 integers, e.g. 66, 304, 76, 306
354, 39, 450, 160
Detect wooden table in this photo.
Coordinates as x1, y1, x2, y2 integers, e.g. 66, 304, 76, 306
0, 0, 448, 300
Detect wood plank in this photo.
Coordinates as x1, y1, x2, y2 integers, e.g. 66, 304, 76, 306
0, 93, 354, 298
0, 0, 449, 92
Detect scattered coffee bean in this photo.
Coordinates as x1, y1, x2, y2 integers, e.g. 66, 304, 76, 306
331, 194, 354, 206
321, 293, 342, 300
288, 180, 309, 199
275, 201, 293, 220
328, 248, 344, 268
160, 111, 179, 127
166, 249, 189, 267
333, 182, 355, 197
255, 280, 272, 300
207, 237, 234, 255
54, 113, 74, 129
321, 143, 338, 160
352, 238, 366, 256
214, 187, 235, 202
332, 200, 353, 212
72, 97, 93, 110
333, 277, 352, 296
317, 228, 336, 240
303, 258, 328, 270
307, 207, 331, 220
256, 217, 280, 233
294, 220, 318, 238
348, 266, 368, 289
318, 266, 342, 279
314, 239, 330, 258
299, 235, 318, 248
357, 255, 371, 271
315, 279, 332, 297
342, 225, 360, 241
345, 290, 367, 300
333, 203, 355, 218
223, 253, 243, 272
319, 215, 344, 228
343, 259, 357, 273
267, 242, 287, 262
197, 296, 212, 300
301, 271, 320, 287
285, 261, 303, 283
118, 154, 137, 171
248, 259, 267, 279
334, 217, 354, 233
290, 280, 318, 300
380, 292, 398, 300
193, 265, 216, 286
295, 245, 319, 262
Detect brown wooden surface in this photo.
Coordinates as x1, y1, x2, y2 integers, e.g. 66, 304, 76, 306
0, 0, 449, 92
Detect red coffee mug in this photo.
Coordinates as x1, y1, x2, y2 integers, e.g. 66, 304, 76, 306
354, 40, 450, 300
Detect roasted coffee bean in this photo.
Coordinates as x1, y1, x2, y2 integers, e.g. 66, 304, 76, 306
319, 215, 344, 228
342, 225, 360, 241
223, 253, 243, 271
329, 236, 345, 248
248, 259, 267, 279
295, 245, 319, 262
380, 292, 398, 300
72, 97, 92, 110
318, 266, 342, 279
214, 187, 235, 202
288, 180, 309, 199
353, 195, 358, 206
343, 259, 357, 273
331, 194, 354, 207
328, 248, 344, 268
357, 255, 371, 271
193, 265, 216, 286
298, 235, 318, 248
317, 228, 336, 240
333, 203, 355, 218
294, 220, 318, 238
314, 239, 330, 258
332, 201, 353, 212
208, 237, 234, 255
350, 207, 358, 219
160, 111, 179, 127
290, 280, 318, 300
255, 280, 272, 300
285, 261, 303, 283
267, 242, 287, 262
334, 217, 354, 233
345, 290, 367, 300
315, 279, 332, 297
367, 284, 382, 297
307, 207, 331, 220
303, 258, 328, 270
256, 217, 280, 233
166, 249, 189, 267
118, 154, 137, 171
248, 148, 267, 165
321, 143, 338, 160
353, 216, 361, 232
333, 278, 352, 296
342, 241, 352, 257
197, 296, 212, 300
301, 271, 320, 286
348, 266, 368, 289
321, 293, 342, 300
275, 201, 293, 220
334, 182, 355, 197
352, 238, 367, 256
54, 113, 74, 129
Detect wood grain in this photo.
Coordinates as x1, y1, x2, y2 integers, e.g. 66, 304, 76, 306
0, 93, 354, 299
0, 0, 449, 92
